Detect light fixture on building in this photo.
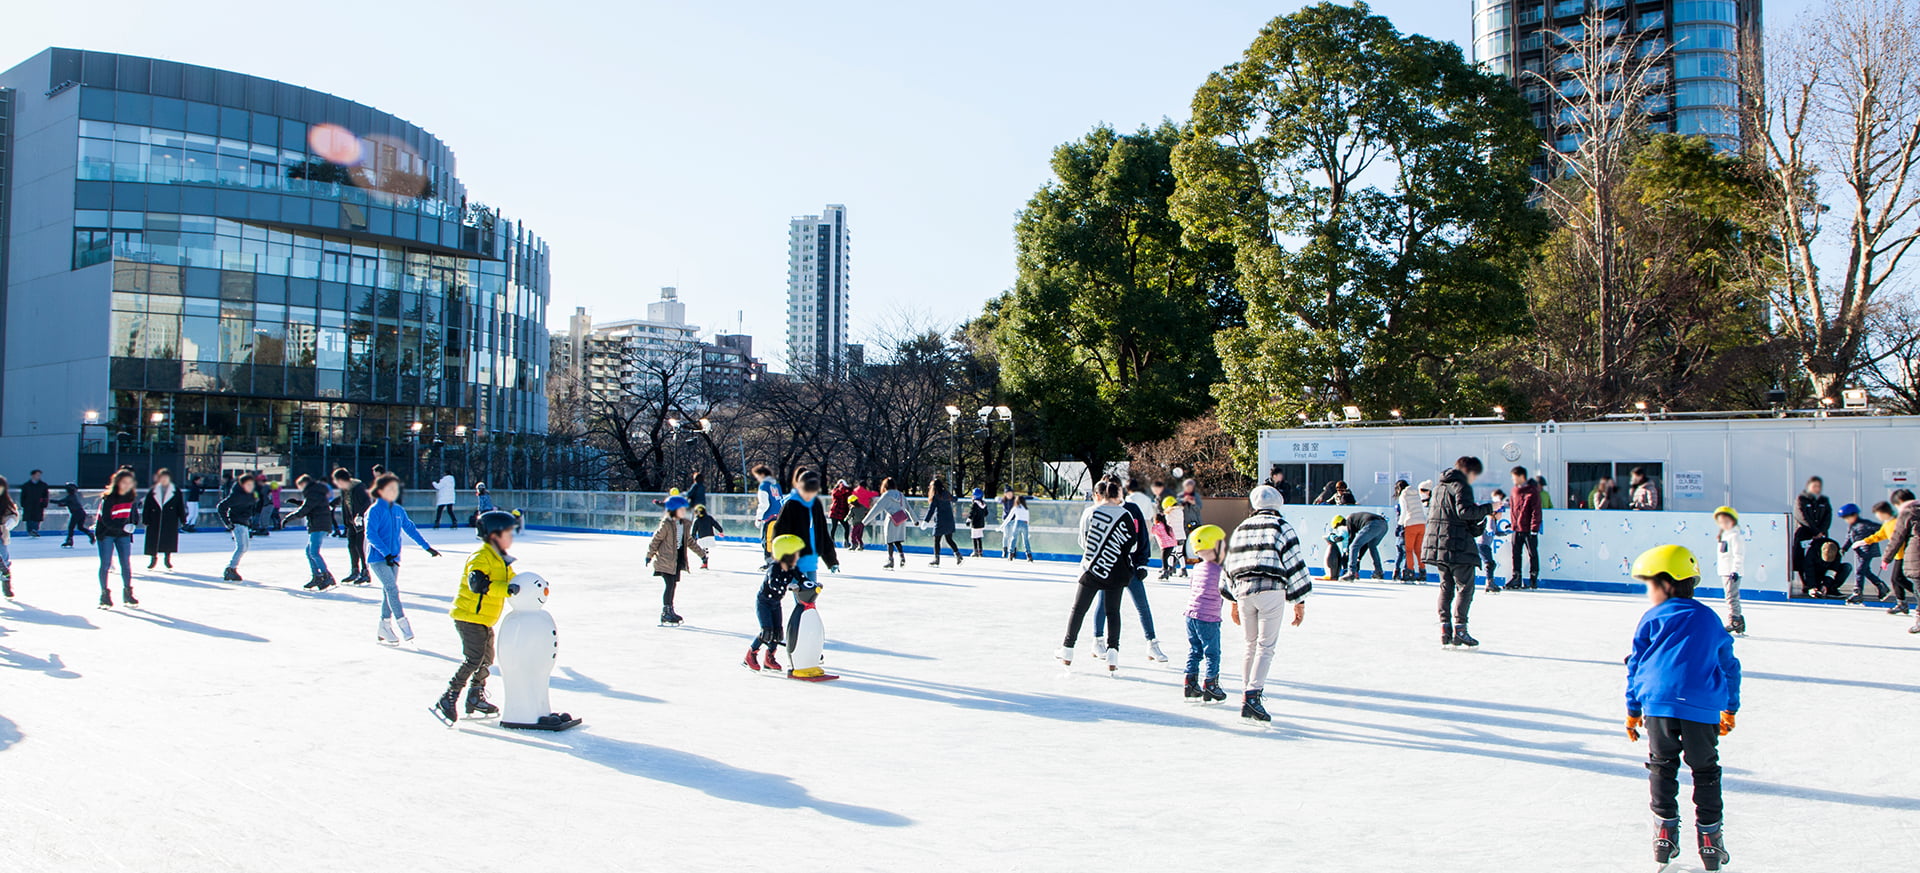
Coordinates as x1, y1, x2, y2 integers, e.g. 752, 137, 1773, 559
945, 405, 961, 421
1389, 409, 1402, 419
1342, 405, 1361, 422
149, 411, 165, 424
84, 410, 99, 423
1633, 401, 1648, 411
1492, 405, 1506, 418
410, 421, 424, 434
995, 406, 1012, 421
455, 425, 468, 438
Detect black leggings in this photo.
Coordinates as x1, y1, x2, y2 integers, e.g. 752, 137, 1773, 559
886, 542, 906, 564
432, 504, 457, 528
1893, 567, 1913, 604
931, 532, 961, 561
345, 527, 368, 574
658, 572, 679, 608
831, 517, 852, 544
1063, 583, 1124, 649
1436, 562, 1476, 625
1646, 716, 1723, 825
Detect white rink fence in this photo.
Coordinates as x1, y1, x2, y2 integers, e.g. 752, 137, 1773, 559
34, 488, 1798, 600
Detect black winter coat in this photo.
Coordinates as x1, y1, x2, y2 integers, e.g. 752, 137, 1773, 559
216, 489, 260, 527
1422, 469, 1491, 567
96, 491, 140, 539
141, 487, 187, 554
19, 479, 49, 522
923, 497, 957, 536
772, 496, 840, 569
284, 481, 336, 532
1793, 492, 1833, 537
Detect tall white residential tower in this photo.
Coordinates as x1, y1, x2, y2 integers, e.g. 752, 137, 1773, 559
785, 204, 849, 374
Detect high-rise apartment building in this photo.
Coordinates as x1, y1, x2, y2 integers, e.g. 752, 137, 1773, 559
1471, 0, 1762, 155
785, 204, 849, 374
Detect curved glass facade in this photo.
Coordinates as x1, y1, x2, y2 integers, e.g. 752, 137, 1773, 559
0, 48, 550, 484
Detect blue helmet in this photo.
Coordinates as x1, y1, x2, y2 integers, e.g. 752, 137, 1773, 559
1839, 503, 1861, 517
664, 495, 691, 513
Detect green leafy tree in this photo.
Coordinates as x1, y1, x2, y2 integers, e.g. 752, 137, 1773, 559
1171, 1, 1542, 466
994, 122, 1238, 481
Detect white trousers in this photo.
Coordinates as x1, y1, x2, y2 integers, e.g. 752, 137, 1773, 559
1239, 589, 1290, 692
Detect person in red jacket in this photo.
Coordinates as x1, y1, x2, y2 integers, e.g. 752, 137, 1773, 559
828, 479, 855, 547
1508, 466, 1542, 591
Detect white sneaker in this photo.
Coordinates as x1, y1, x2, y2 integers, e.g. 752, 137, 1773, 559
1105, 647, 1120, 673
1147, 639, 1168, 662
1055, 645, 1074, 665
377, 618, 400, 645
1093, 639, 1108, 657
394, 616, 415, 643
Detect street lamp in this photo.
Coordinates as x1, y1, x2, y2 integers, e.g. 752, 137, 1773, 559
944, 405, 961, 493
996, 405, 1015, 492
409, 421, 424, 487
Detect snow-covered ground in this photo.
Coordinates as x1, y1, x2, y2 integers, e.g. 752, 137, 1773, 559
0, 527, 1912, 872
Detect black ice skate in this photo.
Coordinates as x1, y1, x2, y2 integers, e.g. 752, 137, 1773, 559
658, 608, 684, 627
223, 567, 242, 582
1726, 615, 1746, 635
1653, 819, 1681, 869
464, 686, 500, 718
1451, 625, 1479, 647
121, 586, 139, 608
1202, 678, 1227, 703
98, 590, 113, 609
429, 687, 460, 726
303, 572, 326, 590
1241, 690, 1271, 723
2, 571, 13, 599
1440, 623, 1454, 647
1183, 673, 1202, 701
1697, 826, 1730, 872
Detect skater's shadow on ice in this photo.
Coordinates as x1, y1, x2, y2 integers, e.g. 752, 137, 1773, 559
0, 603, 98, 630
672, 626, 935, 661
832, 670, 1258, 734
838, 573, 972, 589
146, 572, 230, 590
552, 667, 665, 704
0, 714, 20, 751
110, 609, 269, 643
1746, 670, 1920, 695
476, 730, 914, 827
1277, 681, 1610, 724
0, 645, 81, 679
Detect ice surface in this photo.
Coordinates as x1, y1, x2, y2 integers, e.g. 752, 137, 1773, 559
0, 528, 1912, 872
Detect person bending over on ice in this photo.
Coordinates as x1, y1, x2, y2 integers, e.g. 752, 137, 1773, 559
1221, 485, 1311, 724
1625, 545, 1740, 872
434, 510, 520, 724
746, 535, 807, 672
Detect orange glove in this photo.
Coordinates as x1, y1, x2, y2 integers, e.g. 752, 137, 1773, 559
1718, 712, 1736, 736
1626, 715, 1644, 742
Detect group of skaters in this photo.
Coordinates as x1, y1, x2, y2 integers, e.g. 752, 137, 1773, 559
1787, 477, 1920, 630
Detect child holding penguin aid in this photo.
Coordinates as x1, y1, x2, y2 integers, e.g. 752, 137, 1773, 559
431, 510, 522, 725
1624, 544, 1742, 872
746, 534, 807, 673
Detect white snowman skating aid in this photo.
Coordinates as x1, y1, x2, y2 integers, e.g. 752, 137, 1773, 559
494, 572, 580, 730
784, 573, 837, 681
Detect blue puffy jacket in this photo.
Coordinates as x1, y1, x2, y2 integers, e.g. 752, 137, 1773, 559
1626, 597, 1742, 723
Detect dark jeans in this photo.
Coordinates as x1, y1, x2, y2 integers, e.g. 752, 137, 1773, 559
1064, 583, 1124, 649
831, 517, 852, 545
752, 595, 784, 650
66, 514, 94, 545
1096, 574, 1158, 640
448, 619, 495, 690
432, 504, 457, 528
848, 520, 865, 549
1184, 616, 1222, 679
1345, 519, 1387, 578
97, 535, 132, 592
1645, 715, 1723, 826
1852, 553, 1887, 595
1893, 567, 1913, 605
1509, 530, 1540, 584
1436, 562, 1476, 625
657, 572, 679, 608
345, 526, 368, 575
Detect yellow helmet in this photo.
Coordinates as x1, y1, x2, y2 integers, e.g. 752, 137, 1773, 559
1188, 524, 1226, 552
1712, 506, 1738, 524
771, 534, 806, 560
1631, 544, 1700, 581
1330, 515, 1345, 527
1161, 495, 1179, 510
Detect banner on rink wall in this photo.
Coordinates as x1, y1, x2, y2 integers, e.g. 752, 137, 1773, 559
1275, 505, 1793, 600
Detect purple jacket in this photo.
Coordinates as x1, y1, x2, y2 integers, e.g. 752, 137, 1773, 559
1186, 560, 1224, 622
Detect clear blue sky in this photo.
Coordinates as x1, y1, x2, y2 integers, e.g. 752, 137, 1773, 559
4, 0, 1815, 369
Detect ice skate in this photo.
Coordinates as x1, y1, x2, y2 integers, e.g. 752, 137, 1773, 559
1183, 673, 1201, 701
302, 571, 326, 590
394, 616, 415, 644
1440, 623, 1454, 647
1146, 639, 1169, 663
222, 567, 242, 582
1, 571, 13, 600
1241, 689, 1271, 723
98, 591, 113, 609
1093, 638, 1108, 658
1055, 645, 1074, 667
743, 649, 763, 672
1652, 819, 1681, 870
1202, 678, 1227, 703
464, 686, 500, 718
1451, 625, 1479, 648
122, 586, 139, 608
761, 650, 781, 672
429, 687, 460, 726
377, 618, 401, 646
1890, 601, 1911, 615
658, 608, 684, 627
1697, 826, 1730, 872
1726, 615, 1746, 635
1104, 646, 1119, 675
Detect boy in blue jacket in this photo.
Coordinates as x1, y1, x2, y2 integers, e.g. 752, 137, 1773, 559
1624, 544, 1741, 872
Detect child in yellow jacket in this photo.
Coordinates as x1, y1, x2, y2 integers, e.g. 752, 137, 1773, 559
431, 510, 521, 724
1859, 497, 1911, 616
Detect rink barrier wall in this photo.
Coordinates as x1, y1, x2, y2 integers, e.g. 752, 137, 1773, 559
46, 489, 1806, 601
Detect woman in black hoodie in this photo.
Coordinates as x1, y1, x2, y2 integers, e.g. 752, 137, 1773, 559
215, 474, 262, 582
96, 470, 140, 607
923, 478, 963, 566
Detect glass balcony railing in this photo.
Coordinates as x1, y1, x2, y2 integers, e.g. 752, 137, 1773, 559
76, 158, 462, 222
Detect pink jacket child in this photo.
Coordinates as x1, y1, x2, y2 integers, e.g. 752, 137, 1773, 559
1151, 517, 1178, 549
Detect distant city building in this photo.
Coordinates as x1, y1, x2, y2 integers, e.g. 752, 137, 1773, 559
1470, 0, 1761, 161
845, 342, 865, 370
701, 333, 766, 401
556, 290, 764, 405
0, 48, 550, 483
785, 204, 849, 374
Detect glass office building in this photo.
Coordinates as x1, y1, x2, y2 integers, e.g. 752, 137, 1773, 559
0, 49, 550, 484
1471, 0, 1762, 157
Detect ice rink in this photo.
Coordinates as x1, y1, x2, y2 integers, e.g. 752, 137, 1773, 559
0, 526, 1912, 872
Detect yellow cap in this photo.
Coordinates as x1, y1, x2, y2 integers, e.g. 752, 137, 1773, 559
1188, 524, 1226, 552
1631, 544, 1700, 581
1331, 515, 1345, 527
1712, 506, 1738, 524
1161, 496, 1179, 509
771, 534, 806, 560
